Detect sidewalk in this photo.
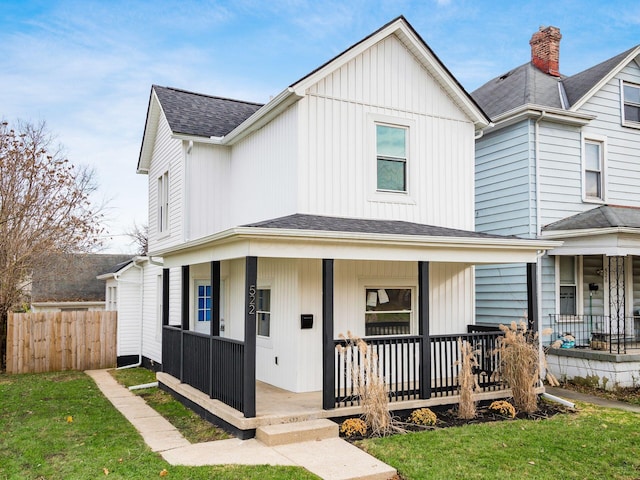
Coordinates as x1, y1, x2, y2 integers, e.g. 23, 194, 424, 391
546, 386, 640, 413
86, 369, 396, 480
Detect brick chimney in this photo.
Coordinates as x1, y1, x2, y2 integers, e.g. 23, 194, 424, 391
529, 26, 562, 76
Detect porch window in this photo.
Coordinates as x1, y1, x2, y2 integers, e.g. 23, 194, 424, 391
257, 288, 271, 337
365, 288, 412, 336
584, 139, 604, 201
376, 124, 407, 192
622, 81, 640, 125
157, 171, 169, 234
559, 256, 577, 316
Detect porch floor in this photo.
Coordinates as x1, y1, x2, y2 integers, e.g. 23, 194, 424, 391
157, 372, 527, 434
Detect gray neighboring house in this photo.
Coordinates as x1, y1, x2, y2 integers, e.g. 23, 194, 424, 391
31, 253, 133, 312
472, 26, 640, 387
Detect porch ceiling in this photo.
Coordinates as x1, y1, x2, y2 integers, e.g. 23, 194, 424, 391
152, 214, 559, 268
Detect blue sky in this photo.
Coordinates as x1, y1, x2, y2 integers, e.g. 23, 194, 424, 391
1, 0, 639, 252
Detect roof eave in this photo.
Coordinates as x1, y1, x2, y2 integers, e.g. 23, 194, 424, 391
541, 227, 640, 239
149, 225, 560, 258
137, 88, 164, 174
487, 104, 595, 131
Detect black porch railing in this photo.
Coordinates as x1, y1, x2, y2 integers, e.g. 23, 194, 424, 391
333, 331, 505, 407
161, 326, 246, 414
549, 314, 640, 354
162, 326, 182, 379
334, 335, 421, 407
430, 332, 503, 396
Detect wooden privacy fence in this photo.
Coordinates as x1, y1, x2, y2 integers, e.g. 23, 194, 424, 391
6, 311, 117, 374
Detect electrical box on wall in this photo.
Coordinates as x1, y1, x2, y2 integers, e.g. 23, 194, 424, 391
301, 314, 313, 329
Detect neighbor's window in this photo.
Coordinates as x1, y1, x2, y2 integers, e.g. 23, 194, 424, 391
365, 288, 412, 336
107, 286, 117, 311
559, 256, 577, 316
157, 171, 169, 233
376, 124, 407, 192
256, 288, 271, 337
584, 140, 604, 200
623, 82, 640, 125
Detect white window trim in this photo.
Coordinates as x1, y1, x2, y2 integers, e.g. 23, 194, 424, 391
620, 79, 640, 129
555, 255, 583, 321
359, 277, 417, 336
581, 133, 607, 204
157, 170, 170, 238
367, 113, 416, 205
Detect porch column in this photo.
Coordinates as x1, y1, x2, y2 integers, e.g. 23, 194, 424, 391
210, 261, 221, 337
162, 268, 169, 326
243, 256, 257, 418
209, 261, 220, 399
180, 265, 190, 381
322, 259, 334, 410
526, 263, 538, 334
181, 265, 190, 330
418, 261, 431, 399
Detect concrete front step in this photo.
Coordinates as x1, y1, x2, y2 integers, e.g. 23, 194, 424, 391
256, 418, 338, 446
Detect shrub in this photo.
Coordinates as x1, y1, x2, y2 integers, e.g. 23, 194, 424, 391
408, 408, 437, 426
340, 418, 367, 437
488, 400, 516, 418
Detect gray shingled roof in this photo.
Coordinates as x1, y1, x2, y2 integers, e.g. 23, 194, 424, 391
31, 254, 134, 303
244, 213, 520, 240
472, 46, 639, 117
99, 259, 133, 276
472, 63, 565, 118
543, 205, 640, 231
153, 85, 263, 138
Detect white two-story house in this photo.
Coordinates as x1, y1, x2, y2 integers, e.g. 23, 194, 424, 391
473, 26, 640, 387
137, 16, 555, 436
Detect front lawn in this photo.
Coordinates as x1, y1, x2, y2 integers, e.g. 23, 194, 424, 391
0, 371, 317, 479
360, 402, 640, 479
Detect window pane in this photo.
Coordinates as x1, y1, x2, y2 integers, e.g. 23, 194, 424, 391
257, 313, 270, 336
559, 286, 577, 315
365, 313, 410, 336
624, 84, 640, 104
365, 288, 411, 311
377, 159, 406, 191
258, 289, 270, 311
585, 142, 600, 171
585, 171, 601, 198
376, 125, 406, 158
559, 256, 575, 283
624, 104, 640, 123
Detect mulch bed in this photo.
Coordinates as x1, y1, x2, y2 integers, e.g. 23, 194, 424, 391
340, 398, 574, 440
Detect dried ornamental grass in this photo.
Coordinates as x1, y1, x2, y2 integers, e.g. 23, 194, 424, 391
408, 408, 437, 426
495, 321, 558, 414
488, 400, 516, 418
456, 338, 480, 420
336, 332, 404, 437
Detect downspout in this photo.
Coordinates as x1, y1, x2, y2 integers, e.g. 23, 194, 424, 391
116, 258, 145, 370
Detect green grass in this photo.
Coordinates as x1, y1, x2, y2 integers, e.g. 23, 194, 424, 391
0, 371, 318, 479
360, 403, 640, 479
110, 367, 229, 443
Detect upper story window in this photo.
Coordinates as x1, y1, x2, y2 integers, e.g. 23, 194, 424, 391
376, 124, 407, 193
157, 171, 169, 234
584, 139, 604, 201
365, 287, 412, 336
622, 81, 640, 126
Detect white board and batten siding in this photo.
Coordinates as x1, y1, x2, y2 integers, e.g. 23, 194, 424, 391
147, 115, 184, 253
140, 261, 164, 364
108, 269, 142, 359
298, 34, 476, 231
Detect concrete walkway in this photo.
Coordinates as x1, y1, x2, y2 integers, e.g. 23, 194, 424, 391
86, 370, 396, 480
546, 386, 640, 413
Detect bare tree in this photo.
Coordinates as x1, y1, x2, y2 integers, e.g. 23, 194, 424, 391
125, 221, 148, 255
0, 120, 103, 370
